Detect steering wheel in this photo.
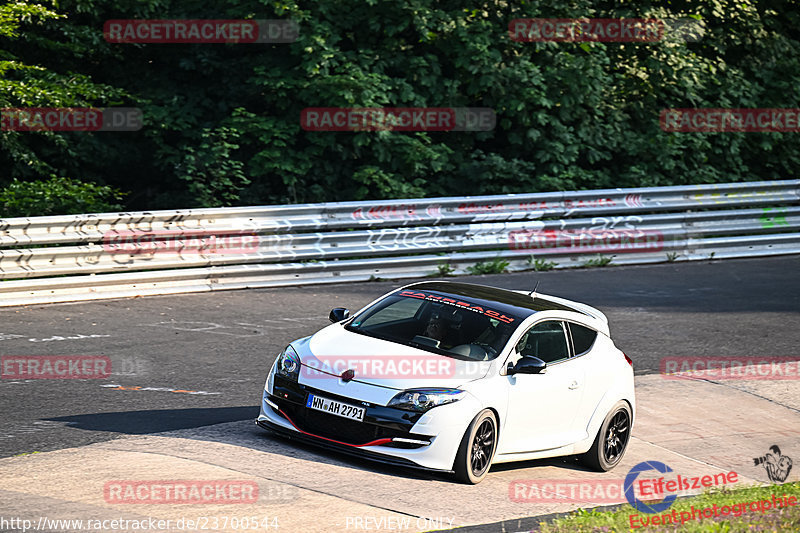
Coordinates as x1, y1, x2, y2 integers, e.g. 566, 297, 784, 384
450, 343, 493, 360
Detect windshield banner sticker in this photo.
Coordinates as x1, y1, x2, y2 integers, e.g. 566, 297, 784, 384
398, 290, 516, 323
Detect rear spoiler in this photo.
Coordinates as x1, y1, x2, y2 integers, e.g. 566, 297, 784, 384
512, 290, 609, 328
542, 293, 609, 324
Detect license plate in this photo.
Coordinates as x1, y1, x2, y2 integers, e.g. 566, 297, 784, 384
306, 394, 365, 422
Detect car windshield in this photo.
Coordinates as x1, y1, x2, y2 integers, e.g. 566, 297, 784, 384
344, 290, 522, 360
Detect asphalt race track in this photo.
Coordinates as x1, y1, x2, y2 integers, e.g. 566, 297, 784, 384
1, 255, 799, 532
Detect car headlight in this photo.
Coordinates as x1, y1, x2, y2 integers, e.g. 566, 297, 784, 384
387, 388, 464, 412
275, 345, 301, 381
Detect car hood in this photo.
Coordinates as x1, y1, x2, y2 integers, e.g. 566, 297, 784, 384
293, 324, 491, 402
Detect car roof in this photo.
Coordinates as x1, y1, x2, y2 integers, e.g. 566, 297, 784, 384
403, 281, 583, 318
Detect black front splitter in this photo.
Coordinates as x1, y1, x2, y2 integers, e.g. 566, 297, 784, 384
255, 418, 453, 475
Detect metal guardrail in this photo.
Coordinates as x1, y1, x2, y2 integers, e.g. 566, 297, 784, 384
0, 180, 797, 306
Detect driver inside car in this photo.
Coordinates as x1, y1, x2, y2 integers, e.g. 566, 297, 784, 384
421, 308, 502, 360
422, 307, 462, 347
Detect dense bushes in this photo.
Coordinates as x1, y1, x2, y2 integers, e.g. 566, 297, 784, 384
1, 0, 799, 214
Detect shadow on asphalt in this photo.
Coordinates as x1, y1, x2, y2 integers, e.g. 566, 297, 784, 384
145, 416, 596, 484
47, 406, 259, 434
44, 407, 602, 486
246, 423, 597, 483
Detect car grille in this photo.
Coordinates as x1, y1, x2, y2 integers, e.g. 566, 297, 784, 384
275, 398, 426, 446
303, 409, 384, 443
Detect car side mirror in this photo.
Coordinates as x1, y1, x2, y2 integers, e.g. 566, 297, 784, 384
507, 356, 547, 375
329, 307, 350, 323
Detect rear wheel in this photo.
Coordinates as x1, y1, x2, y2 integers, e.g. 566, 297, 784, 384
580, 401, 631, 471
453, 410, 497, 484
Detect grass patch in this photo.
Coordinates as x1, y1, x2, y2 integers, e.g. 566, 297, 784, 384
536, 481, 800, 532
467, 257, 509, 275
434, 261, 455, 277
582, 255, 613, 268
527, 256, 557, 271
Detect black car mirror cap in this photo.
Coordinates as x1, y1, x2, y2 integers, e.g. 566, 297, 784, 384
509, 356, 547, 375
329, 307, 351, 323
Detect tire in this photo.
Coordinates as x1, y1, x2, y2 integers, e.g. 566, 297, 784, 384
580, 401, 632, 471
453, 409, 497, 484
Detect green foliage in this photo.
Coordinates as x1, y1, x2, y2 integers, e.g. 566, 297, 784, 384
435, 261, 455, 277
666, 251, 679, 262
171, 126, 250, 208
581, 255, 613, 268
538, 481, 800, 533
467, 257, 510, 275
0, 1, 799, 210
527, 256, 557, 271
0, 2, 62, 39
0, 176, 124, 217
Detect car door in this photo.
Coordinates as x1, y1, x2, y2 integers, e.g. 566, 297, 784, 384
497, 320, 587, 454
566, 321, 607, 440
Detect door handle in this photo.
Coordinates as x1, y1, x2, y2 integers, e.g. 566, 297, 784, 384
568, 381, 579, 390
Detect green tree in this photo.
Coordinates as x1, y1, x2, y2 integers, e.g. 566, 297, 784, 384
0, 176, 123, 217
0, 0, 798, 212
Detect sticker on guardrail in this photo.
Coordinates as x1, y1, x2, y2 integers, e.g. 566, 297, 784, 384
352, 204, 421, 220
349, 197, 621, 222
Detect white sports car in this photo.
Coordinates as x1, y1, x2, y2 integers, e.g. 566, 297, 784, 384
257, 281, 635, 483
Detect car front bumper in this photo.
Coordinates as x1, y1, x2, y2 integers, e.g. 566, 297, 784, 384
255, 375, 479, 472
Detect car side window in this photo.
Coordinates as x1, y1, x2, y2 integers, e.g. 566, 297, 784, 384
568, 322, 598, 355
517, 321, 570, 364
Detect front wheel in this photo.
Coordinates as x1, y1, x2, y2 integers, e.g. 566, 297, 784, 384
453, 409, 497, 484
580, 401, 632, 471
